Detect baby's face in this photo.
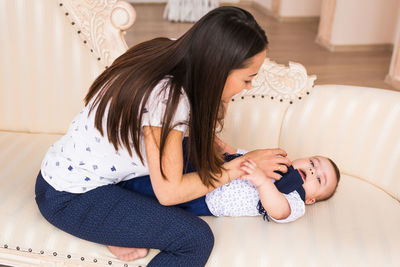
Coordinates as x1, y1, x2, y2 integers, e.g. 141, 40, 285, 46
292, 156, 337, 204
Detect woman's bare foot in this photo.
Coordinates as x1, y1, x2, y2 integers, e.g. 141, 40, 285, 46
107, 245, 149, 261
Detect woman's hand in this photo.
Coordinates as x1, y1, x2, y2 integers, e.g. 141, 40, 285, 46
240, 159, 270, 187
243, 148, 291, 180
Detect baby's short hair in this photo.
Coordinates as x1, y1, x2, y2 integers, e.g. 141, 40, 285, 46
320, 158, 340, 201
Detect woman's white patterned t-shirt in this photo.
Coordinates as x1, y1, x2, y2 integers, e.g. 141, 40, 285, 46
40, 79, 190, 193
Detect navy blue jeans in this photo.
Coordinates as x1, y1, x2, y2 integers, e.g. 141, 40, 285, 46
35, 171, 214, 266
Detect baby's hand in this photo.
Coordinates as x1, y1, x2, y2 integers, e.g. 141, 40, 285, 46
240, 159, 269, 188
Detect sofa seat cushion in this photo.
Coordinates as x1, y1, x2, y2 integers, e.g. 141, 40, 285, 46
0, 131, 152, 267
1, 131, 400, 266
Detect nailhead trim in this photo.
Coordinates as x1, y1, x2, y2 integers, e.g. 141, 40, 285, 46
108, 260, 112, 265
67, 254, 71, 259
231, 94, 310, 103
40, 250, 44, 254
4, 244, 8, 249
16, 246, 20, 250
59, 1, 105, 70
58, 1, 109, 69
28, 248, 32, 252
81, 257, 85, 261
53, 252, 57, 256
94, 259, 98, 263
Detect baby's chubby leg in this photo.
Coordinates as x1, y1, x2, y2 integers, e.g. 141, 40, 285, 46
107, 245, 149, 261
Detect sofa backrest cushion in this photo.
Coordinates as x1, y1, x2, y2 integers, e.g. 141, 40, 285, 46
220, 59, 316, 150
221, 96, 290, 150
281, 84, 400, 201
223, 84, 400, 201
0, 0, 134, 134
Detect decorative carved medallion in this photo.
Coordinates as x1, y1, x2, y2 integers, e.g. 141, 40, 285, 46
235, 58, 317, 102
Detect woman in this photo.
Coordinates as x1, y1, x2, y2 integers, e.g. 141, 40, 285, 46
35, 6, 291, 266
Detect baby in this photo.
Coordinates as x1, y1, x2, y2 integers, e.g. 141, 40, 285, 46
121, 151, 340, 223
220, 154, 340, 222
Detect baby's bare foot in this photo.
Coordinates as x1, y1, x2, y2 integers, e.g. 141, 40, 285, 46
107, 245, 149, 261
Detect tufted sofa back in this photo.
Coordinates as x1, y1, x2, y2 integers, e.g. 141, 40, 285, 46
222, 84, 400, 201
0, 0, 135, 134
282, 85, 400, 201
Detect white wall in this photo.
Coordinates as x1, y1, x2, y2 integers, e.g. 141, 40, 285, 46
280, 0, 321, 17
127, 0, 240, 2
128, 0, 166, 3
253, 0, 321, 18
331, 0, 399, 45
253, 0, 271, 10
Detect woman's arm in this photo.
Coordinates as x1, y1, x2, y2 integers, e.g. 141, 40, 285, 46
241, 159, 291, 220
144, 126, 245, 206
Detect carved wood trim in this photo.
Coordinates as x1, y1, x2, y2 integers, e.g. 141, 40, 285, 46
233, 59, 317, 103
59, 0, 136, 68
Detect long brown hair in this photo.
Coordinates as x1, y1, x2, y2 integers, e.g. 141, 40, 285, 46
84, 6, 268, 187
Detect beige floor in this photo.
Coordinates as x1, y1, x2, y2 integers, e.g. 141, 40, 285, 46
126, 3, 396, 91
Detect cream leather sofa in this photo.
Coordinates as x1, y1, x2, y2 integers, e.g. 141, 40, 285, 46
1, 1, 399, 267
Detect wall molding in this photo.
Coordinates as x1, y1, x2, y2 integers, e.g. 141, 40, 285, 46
276, 16, 319, 23
386, 30, 400, 90
316, 39, 393, 52
385, 75, 400, 91
317, 0, 336, 50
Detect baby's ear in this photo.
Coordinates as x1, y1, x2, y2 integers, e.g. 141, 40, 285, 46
305, 198, 316, 205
